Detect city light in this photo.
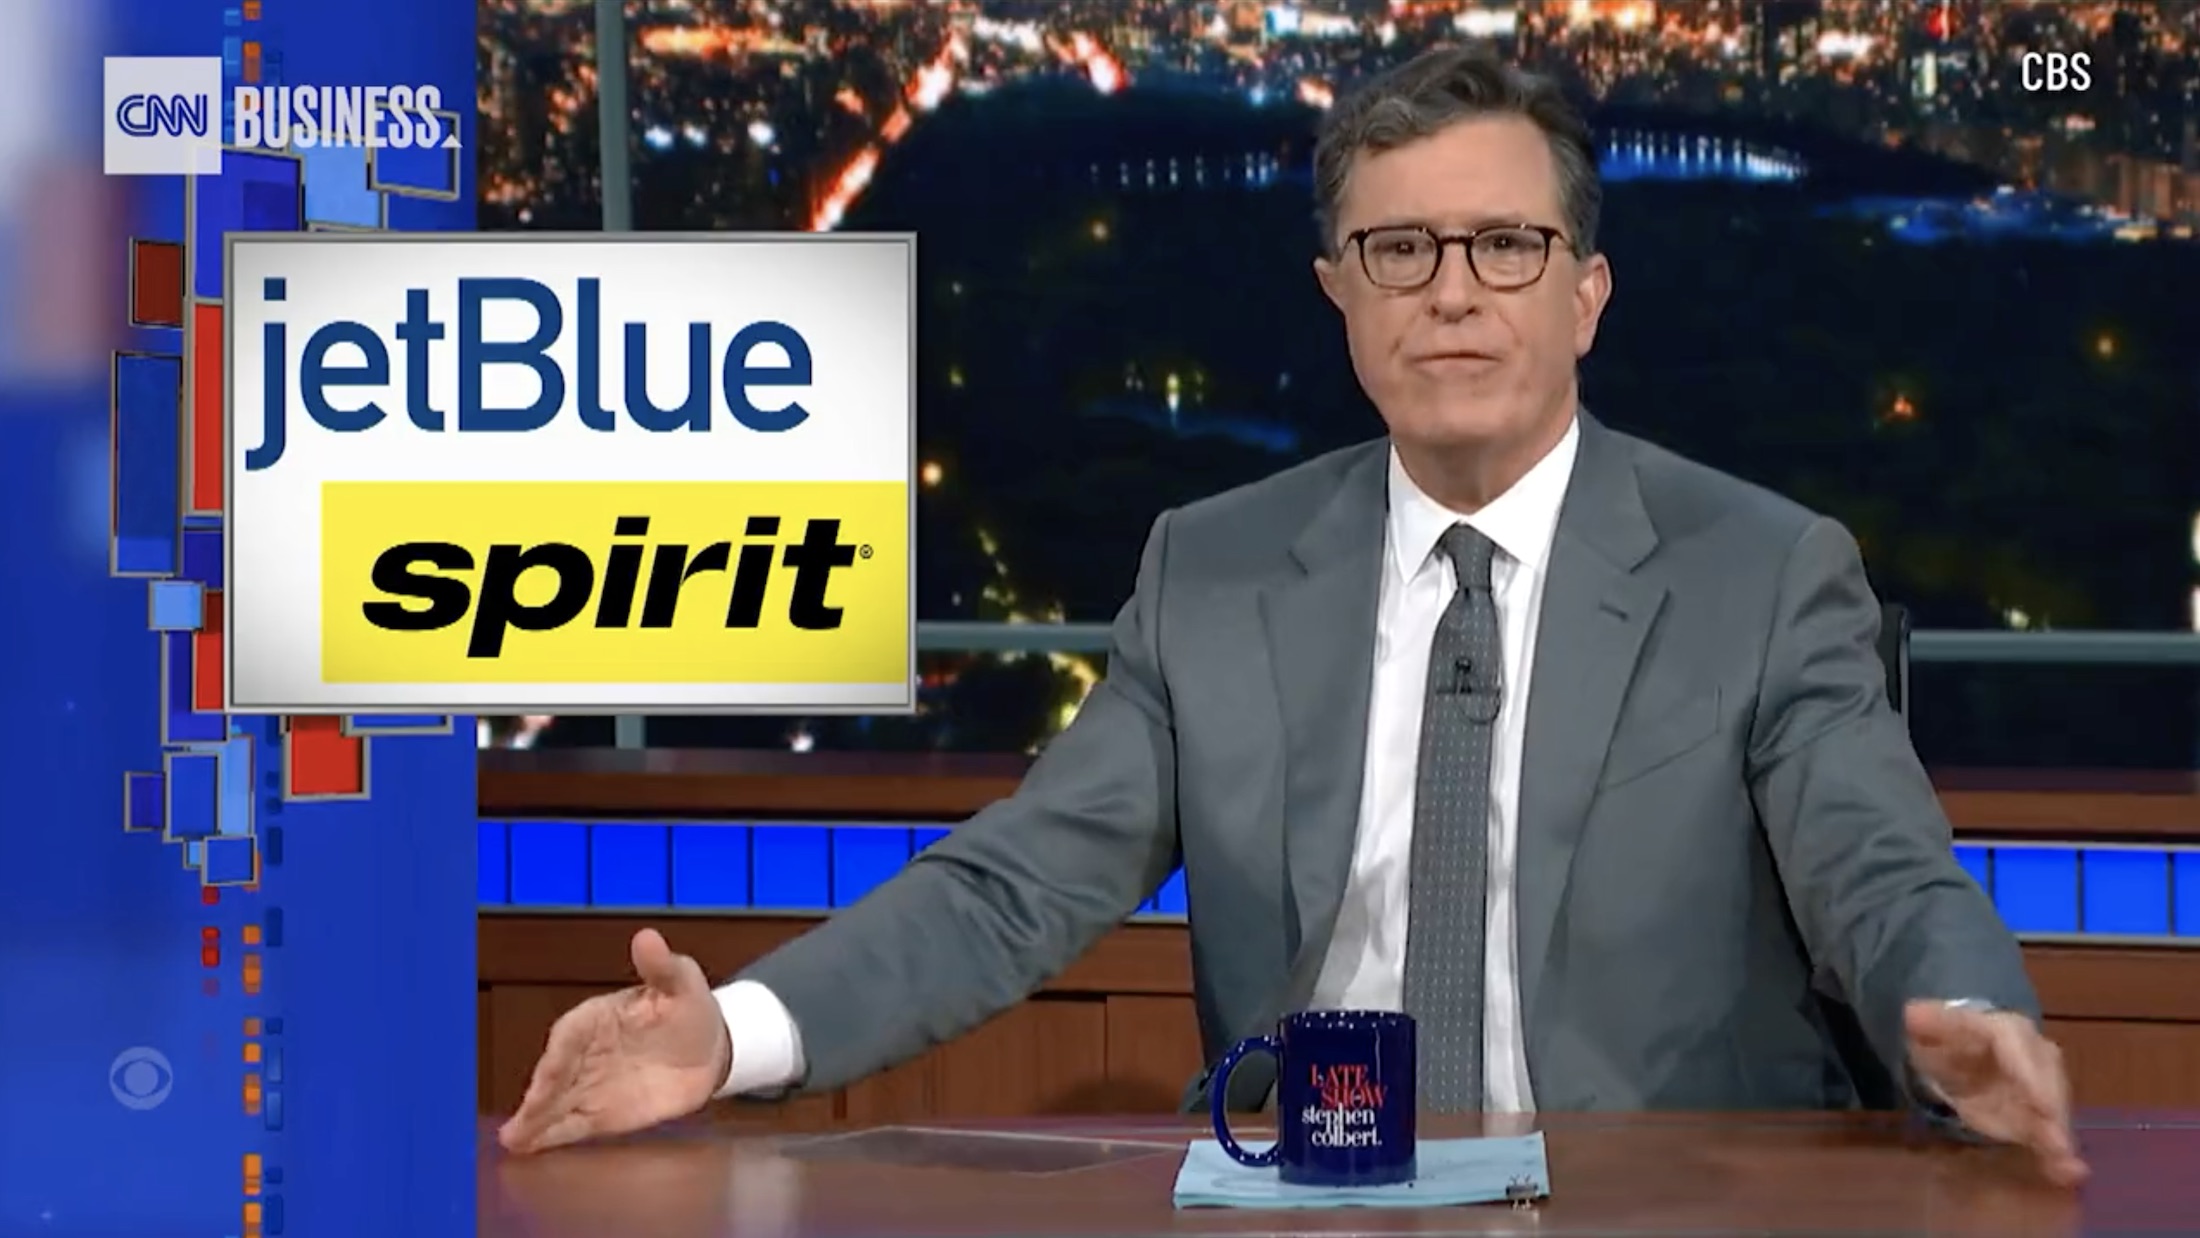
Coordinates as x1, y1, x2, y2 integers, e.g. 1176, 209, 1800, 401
1815, 32, 1877, 60
1453, 7, 1518, 38
1066, 31, 1125, 93
808, 39, 964, 230
921, 460, 945, 487
2095, 332, 2118, 359
639, 26, 805, 58
971, 17, 1045, 55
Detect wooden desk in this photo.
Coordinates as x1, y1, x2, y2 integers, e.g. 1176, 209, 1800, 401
479, 1112, 2198, 1236
476, 754, 2200, 1117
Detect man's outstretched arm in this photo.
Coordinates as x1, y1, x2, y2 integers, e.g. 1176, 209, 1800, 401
721, 511, 1187, 1095
1748, 517, 2081, 1185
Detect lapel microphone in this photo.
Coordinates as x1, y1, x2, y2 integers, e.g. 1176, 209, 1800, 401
1450, 656, 1477, 695
1448, 655, 1503, 723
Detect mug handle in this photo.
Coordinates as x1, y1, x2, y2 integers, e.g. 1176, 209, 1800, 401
1207, 1035, 1282, 1167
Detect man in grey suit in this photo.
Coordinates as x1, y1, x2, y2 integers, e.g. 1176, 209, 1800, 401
501, 46, 2082, 1183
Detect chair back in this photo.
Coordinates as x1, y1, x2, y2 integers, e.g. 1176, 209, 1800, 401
1878, 603, 1910, 722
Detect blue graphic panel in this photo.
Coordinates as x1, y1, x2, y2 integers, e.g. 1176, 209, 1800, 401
202, 836, 259, 885
299, 143, 381, 227
1989, 847, 2079, 934
1155, 867, 1189, 915
509, 822, 589, 906
2080, 849, 2169, 936
831, 828, 911, 907
670, 826, 752, 907
752, 826, 832, 910
161, 749, 221, 842
190, 148, 304, 298
1952, 843, 1989, 890
125, 771, 166, 832
344, 714, 451, 734
110, 352, 181, 576
215, 735, 253, 837
592, 824, 671, 907
180, 526, 223, 587
161, 631, 224, 746
0, 0, 482, 1233
479, 821, 510, 905
147, 579, 204, 631
261, 727, 476, 1237
368, 108, 463, 198
2177, 854, 2200, 936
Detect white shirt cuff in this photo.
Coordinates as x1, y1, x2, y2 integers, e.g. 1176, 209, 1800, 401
710, 979, 807, 1100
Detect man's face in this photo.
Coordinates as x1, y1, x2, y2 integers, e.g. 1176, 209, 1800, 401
1315, 116, 1612, 456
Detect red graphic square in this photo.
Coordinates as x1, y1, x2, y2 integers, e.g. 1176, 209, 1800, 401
285, 716, 367, 797
188, 302, 224, 515
191, 590, 225, 714
129, 240, 184, 328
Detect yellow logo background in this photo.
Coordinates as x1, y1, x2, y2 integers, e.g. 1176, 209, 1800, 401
320, 481, 909, 685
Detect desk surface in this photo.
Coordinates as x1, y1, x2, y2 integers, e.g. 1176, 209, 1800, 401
479, 1112, 2200, 1236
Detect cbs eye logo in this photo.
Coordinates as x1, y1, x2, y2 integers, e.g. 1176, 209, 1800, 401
109, 1046, 174, 1110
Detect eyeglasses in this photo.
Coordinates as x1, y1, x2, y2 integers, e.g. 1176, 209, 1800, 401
1344, 224, 1571, 292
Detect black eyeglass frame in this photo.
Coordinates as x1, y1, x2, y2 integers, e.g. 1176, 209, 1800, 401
1343, 223, 1574, 291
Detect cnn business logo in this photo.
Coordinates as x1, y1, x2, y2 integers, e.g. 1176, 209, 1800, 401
106, 57, 222, 175
105, 56, 457, 177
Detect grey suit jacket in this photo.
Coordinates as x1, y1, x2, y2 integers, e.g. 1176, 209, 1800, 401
741, 414, 2037, 1112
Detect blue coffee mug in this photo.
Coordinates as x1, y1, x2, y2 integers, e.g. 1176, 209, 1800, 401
1208, 1009, 1417, 1187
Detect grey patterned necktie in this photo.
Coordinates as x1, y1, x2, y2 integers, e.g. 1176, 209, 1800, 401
1402, 523, 1501, 1113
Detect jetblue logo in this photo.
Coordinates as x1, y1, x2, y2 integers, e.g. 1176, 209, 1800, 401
105, 57, 223, 176
244, 274, 816, 472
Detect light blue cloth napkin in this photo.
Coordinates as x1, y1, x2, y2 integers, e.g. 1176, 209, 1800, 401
1172, 1132, 1550, 1209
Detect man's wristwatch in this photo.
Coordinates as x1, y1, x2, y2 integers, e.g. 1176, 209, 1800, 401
1915, 998, 2000, 1108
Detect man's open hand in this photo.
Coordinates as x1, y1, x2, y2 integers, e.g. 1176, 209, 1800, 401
497, 929, 732, 1155
1906, 999, 2087, 1186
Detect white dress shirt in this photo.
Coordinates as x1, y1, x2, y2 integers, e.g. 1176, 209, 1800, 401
712, 420, 1583, 1105
1306, 419, 1578, 1114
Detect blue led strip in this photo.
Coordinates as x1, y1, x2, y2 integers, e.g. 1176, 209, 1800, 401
483, 821, 1192, 917
486, 826, 2165, 934
1956, 842, 2200, 939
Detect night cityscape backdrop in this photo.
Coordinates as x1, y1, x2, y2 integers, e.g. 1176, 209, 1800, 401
476, 0, 2200, 767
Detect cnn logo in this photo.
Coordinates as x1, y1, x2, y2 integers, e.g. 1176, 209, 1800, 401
2020, 51, 2092, 93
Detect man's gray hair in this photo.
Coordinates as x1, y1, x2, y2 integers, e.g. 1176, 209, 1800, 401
1312, 46, 1602, 257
